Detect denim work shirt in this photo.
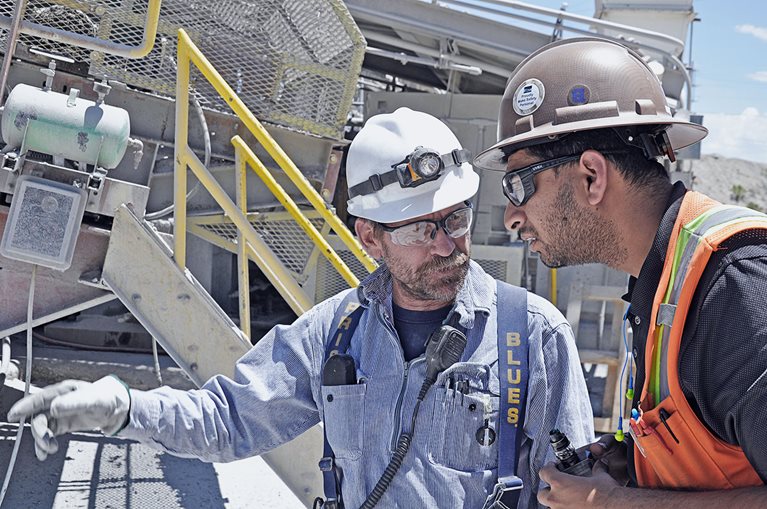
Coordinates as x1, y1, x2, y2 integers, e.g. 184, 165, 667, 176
122, 260, 594, 508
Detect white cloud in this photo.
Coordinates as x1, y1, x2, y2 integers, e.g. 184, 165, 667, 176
736, 24, 767, 42
748, 71, 767, 83
700, 108, 767, 164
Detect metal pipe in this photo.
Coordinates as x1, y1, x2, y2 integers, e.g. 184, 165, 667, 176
173, 31, 191, 268
437, 0, 685, 56
0, 336, 10, 375
0, 0, 29, 107
365, 46, 482, 76
234, 145, 251, 341
364, 30, 513, 78
0, 0, 162, 59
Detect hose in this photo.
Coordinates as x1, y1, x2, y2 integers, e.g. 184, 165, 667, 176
145, 57, 212, 221
0, 264, 36, 506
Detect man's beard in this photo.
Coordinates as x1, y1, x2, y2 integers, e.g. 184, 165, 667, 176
383, 246, 470, 302
536, 181, 627, 269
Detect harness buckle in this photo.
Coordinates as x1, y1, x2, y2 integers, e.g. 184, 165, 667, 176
483, 476, 523, 509
318, 456, 335, 472
313, 497, 340, 509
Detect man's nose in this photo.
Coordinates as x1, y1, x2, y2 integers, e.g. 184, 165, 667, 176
430, 227, 457, 257
504, 203, 526, 231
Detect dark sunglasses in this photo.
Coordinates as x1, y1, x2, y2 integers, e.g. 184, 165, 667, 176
501, 154, 582, 207
378, 206, 473, 247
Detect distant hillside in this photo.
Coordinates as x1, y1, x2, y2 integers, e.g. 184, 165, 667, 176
689, 154, 767, 212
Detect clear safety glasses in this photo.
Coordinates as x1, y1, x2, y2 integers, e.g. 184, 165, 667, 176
501, 154, 581, 207
379, 207, 473, 247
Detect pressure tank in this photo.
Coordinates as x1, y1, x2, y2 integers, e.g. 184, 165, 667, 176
1, 83, 131, 169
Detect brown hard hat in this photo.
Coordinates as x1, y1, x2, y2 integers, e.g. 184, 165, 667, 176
474, 37, 708, 171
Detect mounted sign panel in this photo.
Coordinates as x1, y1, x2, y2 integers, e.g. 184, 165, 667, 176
0, 175, 87, 271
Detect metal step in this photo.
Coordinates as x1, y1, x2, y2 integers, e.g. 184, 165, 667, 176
102, 203, 323, 507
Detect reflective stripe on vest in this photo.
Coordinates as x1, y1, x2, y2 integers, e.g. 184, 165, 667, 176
635, 191, 766, 490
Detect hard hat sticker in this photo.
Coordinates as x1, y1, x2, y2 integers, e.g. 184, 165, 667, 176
513, 78, 545, 116
568, 85, 590, 106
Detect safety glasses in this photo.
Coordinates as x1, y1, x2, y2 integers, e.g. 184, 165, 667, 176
501, 154, 581, 207
379, 207, 473, 247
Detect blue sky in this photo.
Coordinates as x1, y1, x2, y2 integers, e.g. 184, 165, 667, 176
506, 1, 767, 163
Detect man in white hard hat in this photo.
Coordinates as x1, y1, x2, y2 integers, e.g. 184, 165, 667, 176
475, 38, 767, 507
10, 107, 593, 508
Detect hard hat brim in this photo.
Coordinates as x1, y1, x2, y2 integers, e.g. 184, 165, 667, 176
474, 114, 709, 172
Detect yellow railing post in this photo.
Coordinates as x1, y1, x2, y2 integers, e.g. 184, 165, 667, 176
235, 148, 251, 340
173, 33, 190, 269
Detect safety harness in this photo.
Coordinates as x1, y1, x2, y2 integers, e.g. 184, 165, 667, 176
633, 191, 766, 489
315, 280, 529, 508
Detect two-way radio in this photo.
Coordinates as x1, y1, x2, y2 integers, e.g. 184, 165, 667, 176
549, 429, 594, 477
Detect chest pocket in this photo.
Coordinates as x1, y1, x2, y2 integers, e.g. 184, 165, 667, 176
321, 382, 366, 460
428, 363, 499, 472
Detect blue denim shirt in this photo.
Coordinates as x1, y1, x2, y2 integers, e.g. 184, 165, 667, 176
122, 260, 594, 508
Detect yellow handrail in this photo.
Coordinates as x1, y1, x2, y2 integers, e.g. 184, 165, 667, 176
173, 27, 377, 332
233, 136, 360, 287
175, 28, 377, 273
184, 146, 313, 314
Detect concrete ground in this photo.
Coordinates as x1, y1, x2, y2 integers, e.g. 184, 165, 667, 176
0, 337, 304, 509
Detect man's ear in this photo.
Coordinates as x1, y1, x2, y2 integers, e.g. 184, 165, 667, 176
578, 150, 609, 206
355, 218, 384, 259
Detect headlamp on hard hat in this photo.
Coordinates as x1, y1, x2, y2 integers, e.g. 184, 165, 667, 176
348, 146, 471, 199
394, 146, 447, 187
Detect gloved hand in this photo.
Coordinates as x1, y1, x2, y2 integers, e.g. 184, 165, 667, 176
7, 375, 131, 461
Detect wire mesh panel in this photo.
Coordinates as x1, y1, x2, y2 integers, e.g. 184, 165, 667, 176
192, 211, 326, 283
0, 0, 365, 139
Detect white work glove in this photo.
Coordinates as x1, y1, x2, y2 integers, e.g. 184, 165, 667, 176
7, 375, 131, 461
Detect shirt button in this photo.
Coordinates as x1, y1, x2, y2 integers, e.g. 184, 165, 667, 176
634, 316, 641, 325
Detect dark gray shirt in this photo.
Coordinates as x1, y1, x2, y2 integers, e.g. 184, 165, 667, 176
392, 303, 451, 361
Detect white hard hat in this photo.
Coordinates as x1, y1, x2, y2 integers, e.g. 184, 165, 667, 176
346, 107, 480, 223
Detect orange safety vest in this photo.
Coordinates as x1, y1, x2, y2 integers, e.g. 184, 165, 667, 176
633, 191, 766, 489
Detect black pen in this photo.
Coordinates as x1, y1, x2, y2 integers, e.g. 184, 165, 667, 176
658, 408, 680, 444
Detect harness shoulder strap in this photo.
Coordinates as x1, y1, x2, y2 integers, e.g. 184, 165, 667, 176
486, 280, 529, 509
324, 288, 365, 360
317, 288, 365, 509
